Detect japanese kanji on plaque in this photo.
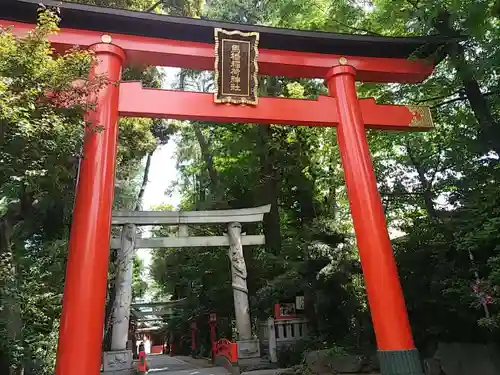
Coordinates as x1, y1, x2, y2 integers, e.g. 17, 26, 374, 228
214, 28, 259, 105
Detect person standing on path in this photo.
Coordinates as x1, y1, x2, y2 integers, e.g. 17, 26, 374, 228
137, 343, 149, 374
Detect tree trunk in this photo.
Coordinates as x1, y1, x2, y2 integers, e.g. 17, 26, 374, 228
448, 43, 500, 155
0, 219, 11, 374
256, 124, 282, 255
193, 123, 223, 202
293, 130, 318, 330
0, 192, 33, 375
255, 77, 282, 255
135, 150, 154, 211
0, 218, 24, 375
405, 142, 439, 221
434, 11, 500, 155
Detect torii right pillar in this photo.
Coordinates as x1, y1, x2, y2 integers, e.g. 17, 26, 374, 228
325, 64, 423, 375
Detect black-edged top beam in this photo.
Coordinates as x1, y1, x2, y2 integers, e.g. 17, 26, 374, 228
2, 0, 460, 60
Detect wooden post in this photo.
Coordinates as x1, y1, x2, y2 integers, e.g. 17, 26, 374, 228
55, 42, 125, 375
190, 321, 197, 355
111, 223, 137, 350
191, 329, 196, 351
325, 65, 422, 375
267, 317, 277, 363
227, 222, 252, 340
209, 313, 217, 362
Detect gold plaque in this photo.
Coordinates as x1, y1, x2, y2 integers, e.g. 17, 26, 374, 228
214, 28, 259, 105
407, 105, 433, 128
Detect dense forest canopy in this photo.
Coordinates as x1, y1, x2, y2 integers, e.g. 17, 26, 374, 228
1, 0, 500, 373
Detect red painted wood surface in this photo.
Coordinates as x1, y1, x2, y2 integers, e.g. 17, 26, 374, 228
151, 345, 164, 354
326, 65, 415, 351
209, 319, 217, 362
273, 303, 299, 320
191, 326, 197, 350
3, 7, 432, 367
118, 82, 429, 131
55, 43, 125, 375
0, 20, 434, 83
215, 339, 238, 363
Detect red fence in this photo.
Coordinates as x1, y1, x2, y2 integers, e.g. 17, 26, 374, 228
215, 338, 238, 364
151, 345, 163, 354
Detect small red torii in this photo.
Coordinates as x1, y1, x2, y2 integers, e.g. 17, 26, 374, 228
1, 1, 458, 374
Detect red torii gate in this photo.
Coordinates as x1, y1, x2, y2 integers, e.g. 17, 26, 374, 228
2, 1, 453, 374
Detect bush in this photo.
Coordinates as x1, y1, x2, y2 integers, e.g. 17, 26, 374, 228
277, 343, 305, 368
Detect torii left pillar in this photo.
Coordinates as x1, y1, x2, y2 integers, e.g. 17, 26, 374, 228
55, 41, 125, 375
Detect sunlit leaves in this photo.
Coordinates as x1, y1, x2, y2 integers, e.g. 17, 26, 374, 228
152, 0, 500, 350
0, 5, 161, 373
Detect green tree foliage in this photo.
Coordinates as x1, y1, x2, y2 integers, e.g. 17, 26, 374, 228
151, 0, 366, 354
0, 9, 97, 374
149, 0, 500, 359
2, 0, 500, 371
358, 0, 500, 345
0, 4, 158, 373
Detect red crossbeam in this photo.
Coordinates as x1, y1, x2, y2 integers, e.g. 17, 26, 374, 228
1, 20, 434, 83
118, 82, 429, 131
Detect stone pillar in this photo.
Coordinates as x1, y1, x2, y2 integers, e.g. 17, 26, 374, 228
227, 222, 260, 361
102, 224, 136, 375
227, 222, 252, 340
111, 223, 137, 350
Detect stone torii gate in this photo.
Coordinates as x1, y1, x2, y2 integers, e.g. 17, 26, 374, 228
1, 1, 456, 374
103, 205, 270, 374
104, 297, 182, 374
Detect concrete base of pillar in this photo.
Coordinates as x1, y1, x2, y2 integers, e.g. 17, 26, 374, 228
102, 350, 134, 373
237, 339, 261, 359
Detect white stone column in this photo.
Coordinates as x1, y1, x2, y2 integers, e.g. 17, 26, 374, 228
227, 222, 252, 341
111, 223, 137, 351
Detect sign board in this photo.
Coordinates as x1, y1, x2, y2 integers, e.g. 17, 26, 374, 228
279, 303, 296, 317
408, 106, 434, 128
214, 28, 259, 105
296, 296, 305, 310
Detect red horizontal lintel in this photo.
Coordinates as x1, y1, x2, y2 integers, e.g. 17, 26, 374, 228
1, 20, 434, 83
118, 82, 430, 131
